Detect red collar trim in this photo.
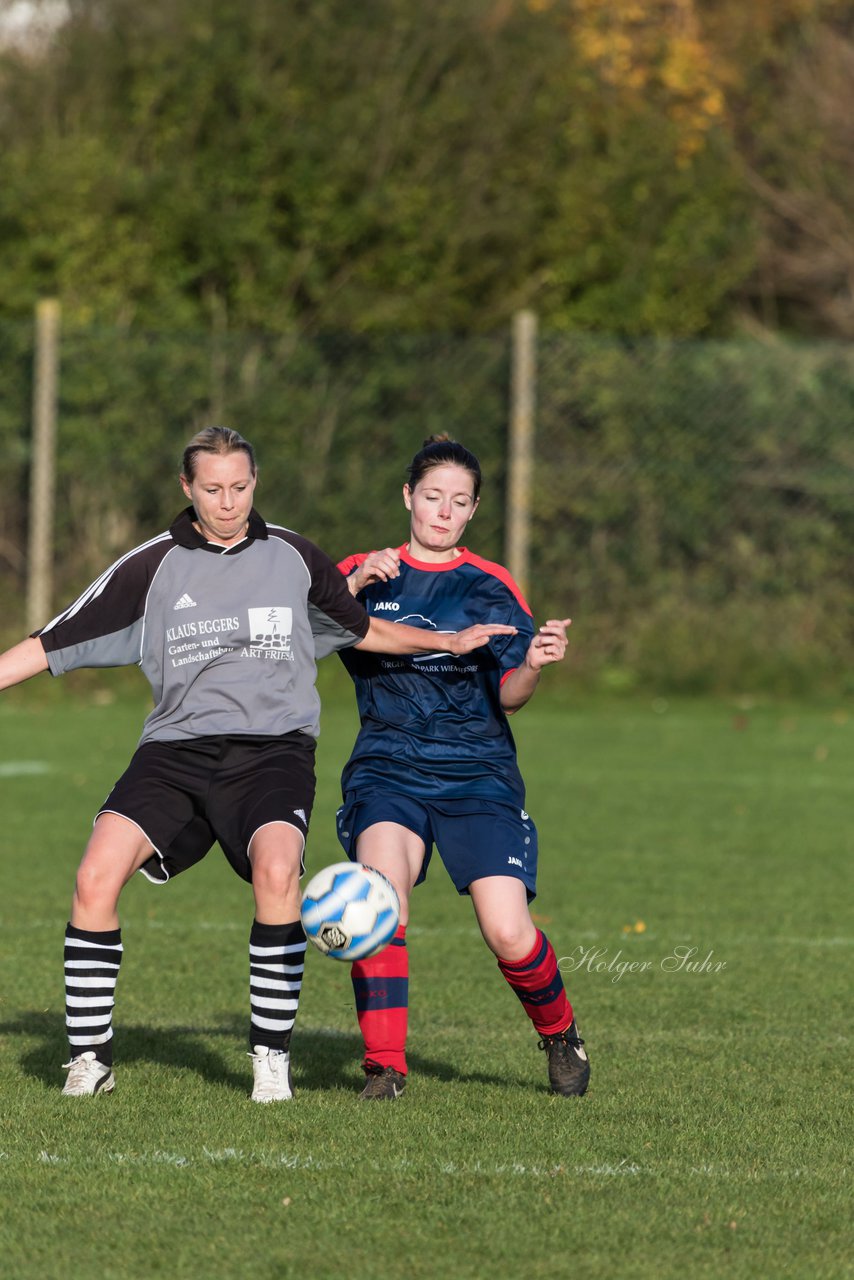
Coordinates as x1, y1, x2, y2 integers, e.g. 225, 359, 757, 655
398, 545, 471, 573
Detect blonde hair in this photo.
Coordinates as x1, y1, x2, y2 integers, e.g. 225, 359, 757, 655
181, 426, 256, 480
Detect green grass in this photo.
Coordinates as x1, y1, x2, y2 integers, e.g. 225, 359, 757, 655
0, 675, 851, 1279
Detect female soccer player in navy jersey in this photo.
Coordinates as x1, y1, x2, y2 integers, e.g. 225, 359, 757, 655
336, 434, 589, 1100
0, 427, 513, 1103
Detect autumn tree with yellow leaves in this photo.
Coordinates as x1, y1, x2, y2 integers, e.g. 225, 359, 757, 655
0, 0, 848, 338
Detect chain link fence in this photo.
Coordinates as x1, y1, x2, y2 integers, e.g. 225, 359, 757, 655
535, 335, 854, 691
2, 317, 852, 692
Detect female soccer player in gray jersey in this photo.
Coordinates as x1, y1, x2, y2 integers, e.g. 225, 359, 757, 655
336, 435, 589, 1100
0, 427, 514, 1101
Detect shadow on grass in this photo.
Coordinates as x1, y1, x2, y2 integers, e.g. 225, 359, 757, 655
3, 1009, 247, 1094
292, 1026, 526, 1093
3, 1009, 531, 1095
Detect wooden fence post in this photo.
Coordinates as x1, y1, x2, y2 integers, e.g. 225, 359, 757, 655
27, 299, 61, 633
505, 309, 537, 599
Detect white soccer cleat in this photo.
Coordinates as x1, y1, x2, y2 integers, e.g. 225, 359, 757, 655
249, 1045, 293, 1102
61, 1051, 116, 1097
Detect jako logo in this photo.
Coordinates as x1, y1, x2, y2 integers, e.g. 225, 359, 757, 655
373, 601, 400, 612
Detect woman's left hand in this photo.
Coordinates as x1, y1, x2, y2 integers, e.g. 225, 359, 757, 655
525, 618, 571, 671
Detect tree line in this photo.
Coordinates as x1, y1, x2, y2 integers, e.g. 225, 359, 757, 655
0, 0, 851, 340
2, 0, 853, 693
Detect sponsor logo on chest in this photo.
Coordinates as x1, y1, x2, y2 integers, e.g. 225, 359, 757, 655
165, 606, 295, 667
242, 606, 294, 660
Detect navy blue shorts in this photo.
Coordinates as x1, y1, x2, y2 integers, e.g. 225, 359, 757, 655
98, 733, 316, 885
336, 793, 538, 900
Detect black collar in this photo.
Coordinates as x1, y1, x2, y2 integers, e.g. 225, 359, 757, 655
169, 506, 269, 554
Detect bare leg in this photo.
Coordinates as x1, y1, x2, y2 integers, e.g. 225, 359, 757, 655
468, 875, 538, 961
71, 811, 156, 929
248, 820, 306, 923
353, 821, 425, 924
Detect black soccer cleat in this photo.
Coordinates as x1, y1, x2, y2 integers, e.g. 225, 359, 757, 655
538, 1020, 590, 1097
359, 1060, 407, 1101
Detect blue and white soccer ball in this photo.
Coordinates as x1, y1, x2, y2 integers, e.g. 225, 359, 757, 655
300, 862, 400, 961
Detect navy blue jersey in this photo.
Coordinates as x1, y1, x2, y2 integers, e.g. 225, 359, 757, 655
337, 545, 534, 806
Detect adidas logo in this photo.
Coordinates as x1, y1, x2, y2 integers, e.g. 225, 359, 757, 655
173, 593, 197, 610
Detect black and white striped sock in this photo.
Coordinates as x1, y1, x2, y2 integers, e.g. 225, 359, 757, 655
249, 919, 306, 1053
64, 922, 123, 1067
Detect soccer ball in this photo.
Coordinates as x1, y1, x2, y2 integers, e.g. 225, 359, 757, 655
300, 862, 400, 962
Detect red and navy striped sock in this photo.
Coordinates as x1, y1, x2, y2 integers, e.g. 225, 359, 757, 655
497, 929, 573, 1037
351, 925, 409, 1074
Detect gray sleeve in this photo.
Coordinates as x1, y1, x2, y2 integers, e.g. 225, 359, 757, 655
303, 540, 370, 659
37, 536, 171, 673
308, 601, 368, 660
44, 619, 145, 675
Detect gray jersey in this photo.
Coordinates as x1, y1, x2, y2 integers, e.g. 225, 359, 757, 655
36, 508, 370, 744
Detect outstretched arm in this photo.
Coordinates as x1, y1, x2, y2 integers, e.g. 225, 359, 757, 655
0, 637, 50, 691
500, 618, 571, 714
358, 617, 516, 657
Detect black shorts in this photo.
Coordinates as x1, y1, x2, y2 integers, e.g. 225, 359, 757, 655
97, 733, 316, 885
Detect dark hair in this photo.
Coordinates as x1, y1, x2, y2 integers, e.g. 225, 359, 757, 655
406, 433, 481, 500
181, 426, 257, 481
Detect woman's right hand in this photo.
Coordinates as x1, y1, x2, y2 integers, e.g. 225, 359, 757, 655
347, 547, 401, 594
444, 623, 517, 655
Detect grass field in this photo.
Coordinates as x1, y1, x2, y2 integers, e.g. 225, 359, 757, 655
0, 671, 851, 1279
